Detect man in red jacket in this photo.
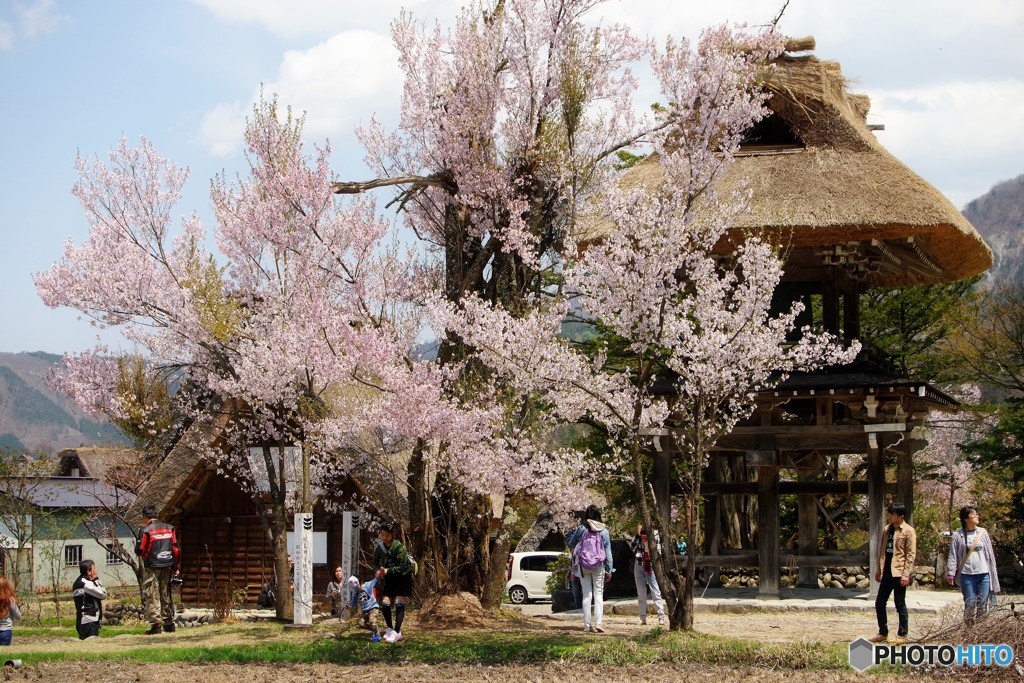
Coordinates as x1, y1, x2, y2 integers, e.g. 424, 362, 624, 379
135, 504, 180, 635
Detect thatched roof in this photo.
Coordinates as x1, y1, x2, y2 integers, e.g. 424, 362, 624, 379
595, 39, 991, 287
127, 408, 232, 521
54, 447, 140, 480
129, 402, 397, 523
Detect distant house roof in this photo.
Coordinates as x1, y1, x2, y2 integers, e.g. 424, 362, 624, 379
0, 477, 135, 509
55, 447, 141, 480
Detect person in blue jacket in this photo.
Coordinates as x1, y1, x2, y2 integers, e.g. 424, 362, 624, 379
566, 504, 614, 633
343, 574, 383, 642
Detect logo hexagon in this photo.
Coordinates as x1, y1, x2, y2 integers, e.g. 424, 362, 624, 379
849, 638, 875, 671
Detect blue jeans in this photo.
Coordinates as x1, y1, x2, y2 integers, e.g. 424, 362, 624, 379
0, 629, 11, 646
960, 573, 990, 625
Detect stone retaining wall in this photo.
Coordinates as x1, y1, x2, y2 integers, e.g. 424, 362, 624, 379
716, 563, 1024, 590
717, 566, 937, 590
101, 602, 213, 628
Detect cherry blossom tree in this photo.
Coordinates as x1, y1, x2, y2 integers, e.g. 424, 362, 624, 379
341, 0, 658, 598
438, 25, 861, 629
917, 384, 992, 533
36, 91, 594, 612
34, 97, 455, 619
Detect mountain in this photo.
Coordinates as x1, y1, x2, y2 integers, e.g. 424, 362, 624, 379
0, 351, 127, 455
962, 173, 1024, 285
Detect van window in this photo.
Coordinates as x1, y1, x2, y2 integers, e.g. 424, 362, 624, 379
521, 555, 558, 572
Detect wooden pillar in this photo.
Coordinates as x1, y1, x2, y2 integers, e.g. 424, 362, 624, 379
797, 472, 819, 588
822, 268, 840, 335
704, 457, 722, 587
843, 285, 861, 343
755, 457, 780, 598
867, 435, 886, 597
896, 436, 915, 526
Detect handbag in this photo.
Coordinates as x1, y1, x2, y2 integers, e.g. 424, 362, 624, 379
954, 529, 985, 582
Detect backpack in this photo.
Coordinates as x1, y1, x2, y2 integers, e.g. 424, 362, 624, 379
378, 540, 419, 576
257, 581, 276, 608
576, 528, 606, 571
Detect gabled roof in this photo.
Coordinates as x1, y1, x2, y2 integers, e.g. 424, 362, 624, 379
130, 401, 392, 522
55, 447, 141, 480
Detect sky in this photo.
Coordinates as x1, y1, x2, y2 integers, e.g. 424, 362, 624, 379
1, 0, 1022, 354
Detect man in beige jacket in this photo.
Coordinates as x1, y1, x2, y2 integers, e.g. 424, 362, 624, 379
870, 501, 916, 644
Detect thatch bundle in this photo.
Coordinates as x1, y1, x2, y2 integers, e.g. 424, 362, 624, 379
922, 601, 1024, 680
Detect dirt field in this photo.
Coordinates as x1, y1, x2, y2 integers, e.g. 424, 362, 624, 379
18, 661, 901, 683
3, 608, 946, 682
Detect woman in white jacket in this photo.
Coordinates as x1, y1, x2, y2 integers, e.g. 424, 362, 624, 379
945, 506, 1001, 625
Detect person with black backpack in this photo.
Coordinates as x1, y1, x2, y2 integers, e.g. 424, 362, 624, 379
371, 521, 414, 642
135, 504, 180, 635
566, 505, 614, 633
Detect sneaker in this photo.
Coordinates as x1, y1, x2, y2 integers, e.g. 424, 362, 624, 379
868, 634, 887, 643
594, 625, 605, 633
144, 624, 162, 635
658, 616, 666, 627
888, 636, 908, 645
395, 632, 404, 642
371, 634, 382, 643
583, 625, 592, 632
639, 618, 647, 625
163, 623, 176, 633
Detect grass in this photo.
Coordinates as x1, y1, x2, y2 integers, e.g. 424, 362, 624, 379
3, 623, 850, 670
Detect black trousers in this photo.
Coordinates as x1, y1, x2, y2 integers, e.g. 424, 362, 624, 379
875, 575, 908, 637
76, 620, 100, 640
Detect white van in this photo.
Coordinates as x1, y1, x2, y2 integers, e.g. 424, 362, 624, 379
504, 551, 563, 604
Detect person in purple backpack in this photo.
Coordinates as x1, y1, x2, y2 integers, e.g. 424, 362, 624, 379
566, 505, 614, 633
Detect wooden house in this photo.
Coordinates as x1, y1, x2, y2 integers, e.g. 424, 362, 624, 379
128, 410, 386, 607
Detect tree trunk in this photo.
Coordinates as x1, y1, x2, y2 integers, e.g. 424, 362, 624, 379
407, 438, 439, 600
270, 502, 293, 620
481, 515, 513, 610
631, 441, 688, 630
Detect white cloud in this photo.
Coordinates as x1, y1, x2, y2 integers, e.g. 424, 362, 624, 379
15, 0, 69, 38
869, 81, 1024, 208
199, 30, 402, 158
0, 0, 70, 50
0, 22, 14, 51
199, 101, 249, 158
185, 0, 455, 39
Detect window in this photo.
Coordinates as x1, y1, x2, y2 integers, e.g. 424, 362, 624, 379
521, 555, 559, 572
64, 545, 83, 567
105, 545, 123, 565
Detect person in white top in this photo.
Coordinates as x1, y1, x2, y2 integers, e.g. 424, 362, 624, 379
72, 559, 108, 639
945, 505, 1001, 625
0, 577, 21, 646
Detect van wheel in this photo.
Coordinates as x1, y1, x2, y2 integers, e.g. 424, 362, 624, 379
507, 585, 528, 604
